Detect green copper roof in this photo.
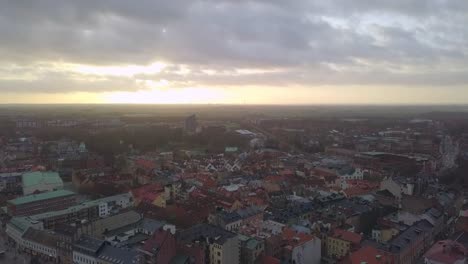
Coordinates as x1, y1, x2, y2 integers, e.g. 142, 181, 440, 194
245, 238, 260, 249
22, 171, 63, 188
8, 190, 75, 206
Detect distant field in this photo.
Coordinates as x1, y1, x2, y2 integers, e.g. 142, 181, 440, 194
1, 104, 468, 119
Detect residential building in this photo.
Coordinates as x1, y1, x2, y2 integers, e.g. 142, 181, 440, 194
380, 177, 415, 201
239, 236, 264, 264
281, 228, 321, 264
382, 220, 434, 264
327, 228, 362, 259
139, 229, 177, 264
21, 228, 60, 263
177, 224, 240, 264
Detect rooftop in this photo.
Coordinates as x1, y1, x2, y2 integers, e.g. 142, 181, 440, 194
177, 224, 237, 245
23, 228, 60, 248
349, 246, 391, 264
22, 171, 63, 188
98, 244, 141, 264
424, 240, 466, 264
74, 235, 105, 255
331, 229, 362, 244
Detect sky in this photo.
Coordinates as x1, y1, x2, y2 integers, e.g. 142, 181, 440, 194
0, 0, 467, 104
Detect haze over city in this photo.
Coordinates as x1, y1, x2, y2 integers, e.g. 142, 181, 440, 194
1, 1, 468, 104
3, 2, 468, 264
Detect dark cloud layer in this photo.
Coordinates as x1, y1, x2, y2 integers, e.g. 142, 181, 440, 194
0, 0, 467, 93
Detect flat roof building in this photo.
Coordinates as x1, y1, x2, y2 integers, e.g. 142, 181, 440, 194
7, 189, 77, 216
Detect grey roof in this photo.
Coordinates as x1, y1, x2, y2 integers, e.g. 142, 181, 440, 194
74, 235, 105, 255
452, 231, 468, 248
425, 207, 443, 219
170, 255, 190, 264
98, 244, 141, 264
22, 228, 60, 248
220, 211, 242, 223
177, 224, 237, 245
95, 210, 142, 237
387, 220, 433, 253
115, 233, 150, 248
139, 218, 166, 233
237, 206, 263, 219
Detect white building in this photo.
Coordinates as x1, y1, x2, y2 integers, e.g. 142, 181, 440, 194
380, 177, 414, 200
339, 168, 366, 181
291, 237, 321, 264
97, 192, 134, 217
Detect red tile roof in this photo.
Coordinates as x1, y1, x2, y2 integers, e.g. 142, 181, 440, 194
424, 240, 467, 264
349, 246, 391, 264
282, 228, 315, 247
131, 184, 165, 204
261, 255, 280, 264
135, 159, 156, 170
332, 229, 362, 245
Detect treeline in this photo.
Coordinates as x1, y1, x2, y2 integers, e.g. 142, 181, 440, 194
32, 125, 249, 159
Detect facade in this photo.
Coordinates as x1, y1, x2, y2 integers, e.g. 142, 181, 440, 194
177, 224, 240, 264
21, 228, 60, 263
208, 211, 243, 232
7, 193, 134, 231
380, 177, 415, 201
372, 227, 399, 243
7, 189, 77, 216
384, 220, 434, 264
96, 192, 134, 217
287, 234, 321, 264
339, 168, 366, 181
327, 229, 362, 259
240, 236, 264, 264
0, 172, 23, 195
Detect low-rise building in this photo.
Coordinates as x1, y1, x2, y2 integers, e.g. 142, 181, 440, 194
73, 235, 142, 264
7, 189, 77, 216
281, 228, 321, 264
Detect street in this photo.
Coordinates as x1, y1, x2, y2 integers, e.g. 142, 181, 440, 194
0, 228, 30, 264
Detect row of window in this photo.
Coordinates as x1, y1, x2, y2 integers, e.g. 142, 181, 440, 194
23, 241, 56, 256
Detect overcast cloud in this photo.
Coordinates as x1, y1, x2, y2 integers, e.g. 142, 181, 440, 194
0, 0, 467, 98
